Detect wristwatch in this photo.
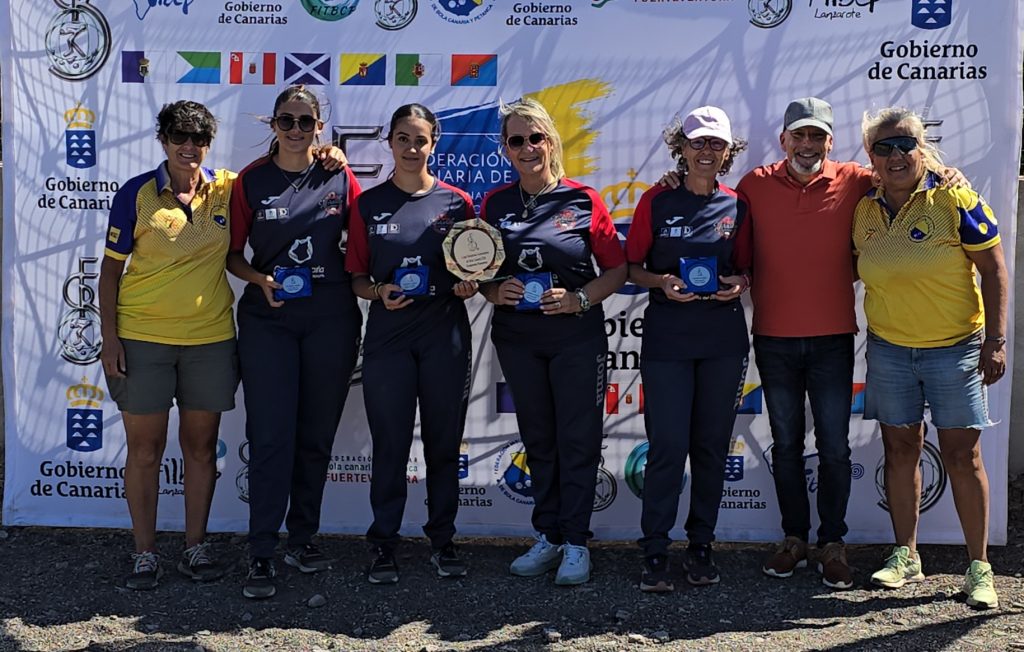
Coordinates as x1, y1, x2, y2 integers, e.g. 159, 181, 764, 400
574, 288, 591, 313
984, 335, 1007, 347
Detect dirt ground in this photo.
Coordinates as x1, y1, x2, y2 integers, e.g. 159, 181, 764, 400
1, 465, 1022, 652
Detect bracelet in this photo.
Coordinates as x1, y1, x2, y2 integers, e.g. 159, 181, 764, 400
372, 282, 383, 300
984, 335, 1006, 346
575, 288, 591, 313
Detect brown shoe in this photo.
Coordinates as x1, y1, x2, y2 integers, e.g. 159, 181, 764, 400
762, 536, 807, 578
818, 541, 854, 590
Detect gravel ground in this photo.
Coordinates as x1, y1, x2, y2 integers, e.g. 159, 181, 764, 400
1, 466, 1022, 652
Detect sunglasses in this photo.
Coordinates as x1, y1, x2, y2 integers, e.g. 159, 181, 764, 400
166, 130, 211, 147
272, 115, 319, 133
688, 137, 728, 152
871, 136, 918, 157
506, 132, 547, 150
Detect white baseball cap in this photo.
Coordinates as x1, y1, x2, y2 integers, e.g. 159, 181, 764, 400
682, 106, 733, 144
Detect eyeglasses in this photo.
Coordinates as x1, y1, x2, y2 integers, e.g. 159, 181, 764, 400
871, 136, 918, 157
688, 137, 728, 151
506, 133, 547, 150
166, 130, 211, 147
272, 115, 319, 133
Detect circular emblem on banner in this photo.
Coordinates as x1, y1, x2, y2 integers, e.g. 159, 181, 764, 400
443, 218, 505, 281
45, 0, 112, 81
430, 0, 494, 24
625, 441, 687, 499
301, 0, 360, 22
493, 440, 533, 505
375, 0, 416, 29
593, 461, 617, 512
875, 437, 948, 513
748, 0, 791, 29
57, 305, 102, 364
236, 441, 250, 503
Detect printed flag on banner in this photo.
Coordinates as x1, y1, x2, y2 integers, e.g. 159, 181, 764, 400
395, 53, 444, 86
229, 52, 276, 85
121, 50, 149, 83
451, 54, 497, 86
284, 53, 331, 85
177, 51, 221, 84
339, 53, 386, 86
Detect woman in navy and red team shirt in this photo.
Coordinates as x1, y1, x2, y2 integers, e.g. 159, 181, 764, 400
625, 106, 751, 593
227, 86, 360, 599
345, 103, 478, 585
479, 98, 627, 586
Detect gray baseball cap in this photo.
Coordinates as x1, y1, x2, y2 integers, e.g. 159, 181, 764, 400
784, 97, 833, 135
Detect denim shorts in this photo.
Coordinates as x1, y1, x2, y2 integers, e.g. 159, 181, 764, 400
864, 332, 993, 430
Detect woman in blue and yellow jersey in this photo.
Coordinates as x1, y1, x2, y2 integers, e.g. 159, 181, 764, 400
228, 86, 358, 600
853, 108, 1007, 609
100, 100, 236, 591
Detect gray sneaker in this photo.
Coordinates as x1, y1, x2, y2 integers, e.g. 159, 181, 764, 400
177, 541, 225, 582
126, 550, 163, 590
509, 534, 562, 577
554, 544, 591, 586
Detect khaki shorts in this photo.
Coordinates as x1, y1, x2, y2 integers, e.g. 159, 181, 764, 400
105, 338, 239, 414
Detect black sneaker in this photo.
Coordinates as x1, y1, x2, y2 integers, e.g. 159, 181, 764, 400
684, 543, 720, 586
640, 553, 674, 593
367, 547, 399, 585
126, 550, 163, 591
285, 543, 333, 573
430, 542, 467, 578
243, 557, 277, 599
177, 541, 225, 582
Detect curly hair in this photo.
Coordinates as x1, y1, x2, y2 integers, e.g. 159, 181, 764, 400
155, 100, 217, 141
662, 117, 747, 177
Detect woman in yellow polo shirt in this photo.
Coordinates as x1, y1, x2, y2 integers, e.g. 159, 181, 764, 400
100, 100, 238, 591
852, 107, 1007, 609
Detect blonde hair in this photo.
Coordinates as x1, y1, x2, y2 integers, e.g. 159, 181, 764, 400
499, 98, 565, 180
861, 107, 944, 174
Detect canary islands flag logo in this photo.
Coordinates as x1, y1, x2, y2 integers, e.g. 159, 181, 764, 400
340, 53, 386, 86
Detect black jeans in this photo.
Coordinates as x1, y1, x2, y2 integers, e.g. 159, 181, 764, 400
753, 334, 854, 545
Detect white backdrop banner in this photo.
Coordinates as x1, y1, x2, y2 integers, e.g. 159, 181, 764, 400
2, 0, 1021, 544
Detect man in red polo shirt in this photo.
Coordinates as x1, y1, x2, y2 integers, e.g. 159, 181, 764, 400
734, 98, 873, 590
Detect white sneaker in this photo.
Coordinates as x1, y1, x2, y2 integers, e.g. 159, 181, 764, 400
554, 544, 591, 585
509, 534, 562, 577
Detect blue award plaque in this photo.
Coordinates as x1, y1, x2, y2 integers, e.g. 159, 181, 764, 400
515, 272, 553, 311
679, 257, 718, 294
273, 266, 313, 301
394, 265, 429, 296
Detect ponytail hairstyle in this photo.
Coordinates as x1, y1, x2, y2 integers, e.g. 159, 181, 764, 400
268, 85, 324, 156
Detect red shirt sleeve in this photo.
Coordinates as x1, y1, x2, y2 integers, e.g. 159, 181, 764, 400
345, 167, 362, 207
229, 167, 254, 252
345, 197, 370, 274
625, 188, 655, 264
584, 187, 626, 270
731, 189, 753, 271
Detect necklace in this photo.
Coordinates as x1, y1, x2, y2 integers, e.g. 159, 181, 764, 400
278, 160, 316, 193
518, 180, 557, 220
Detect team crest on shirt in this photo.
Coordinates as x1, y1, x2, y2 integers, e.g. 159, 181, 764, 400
517, 247, 543, 271
715, 216, 736, 239
213, 214, 227, 228
319, 191, 343, 216
908, 217, 934, 242
289, 237, 314, 264
553, 209, 577, 232
431, 211, 454, 234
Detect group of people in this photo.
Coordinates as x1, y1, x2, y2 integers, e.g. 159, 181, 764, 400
98, 86, 1006, 609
